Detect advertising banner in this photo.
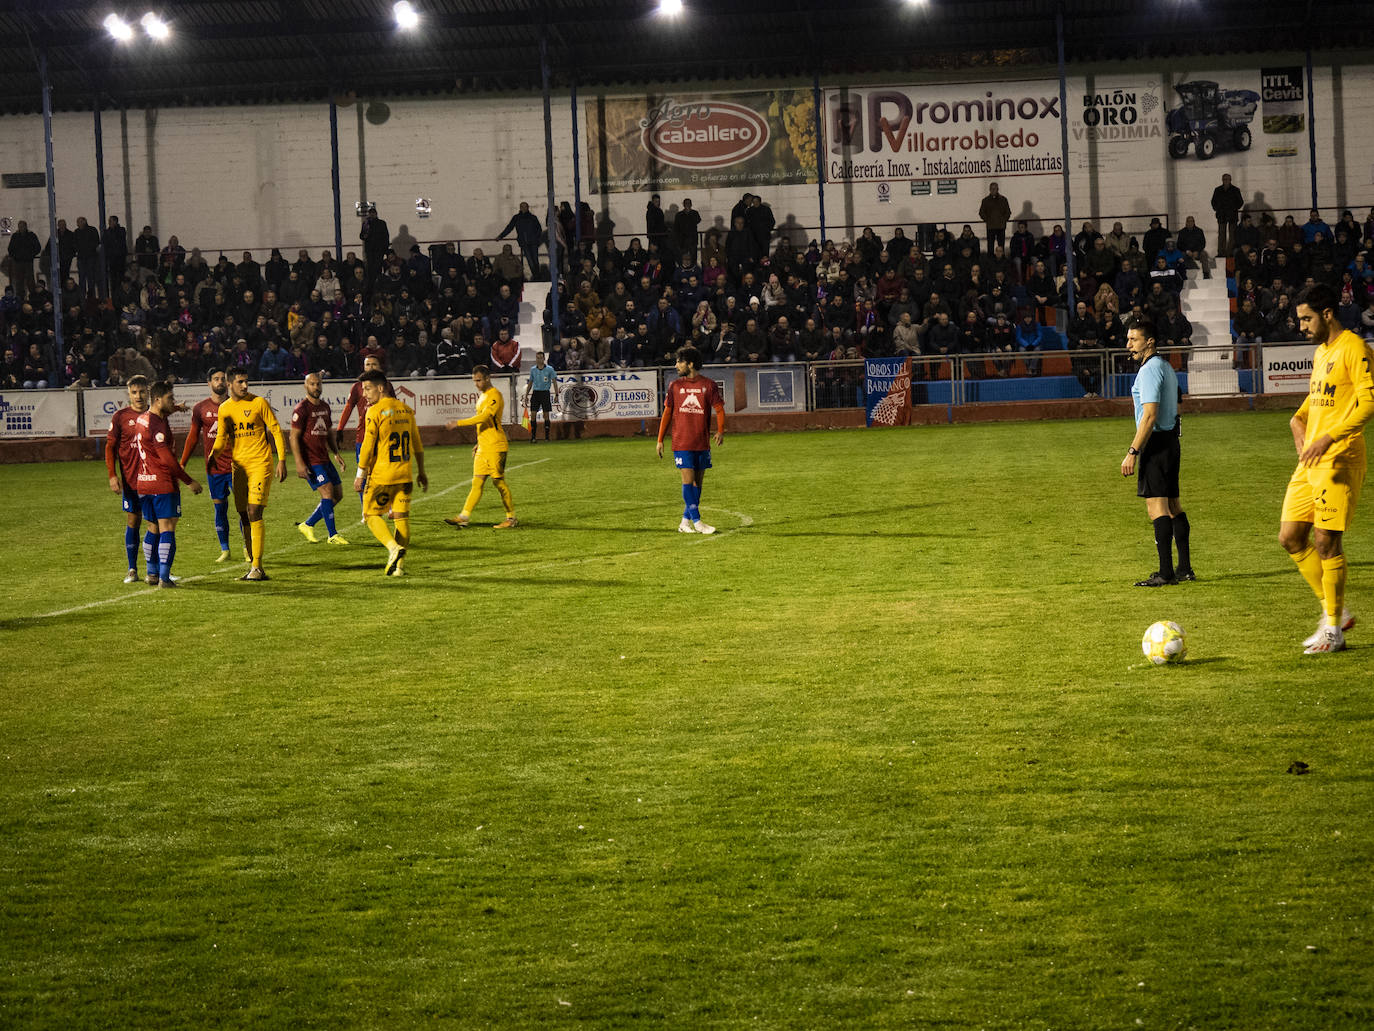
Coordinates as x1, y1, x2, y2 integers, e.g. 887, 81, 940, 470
1069, 78, 1166, 173
586, 90, 817, 193
824, 81, 1065, 184
864, 357, 913, 426
1261, 343, 1313, 395
0, 391, 80, 438
552, 370, 659, 421
665, 365, 808, 415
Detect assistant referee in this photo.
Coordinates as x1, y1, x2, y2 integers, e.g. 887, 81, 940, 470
1120, 315, 1195, 586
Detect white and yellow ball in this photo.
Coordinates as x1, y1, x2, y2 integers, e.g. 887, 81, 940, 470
1142, 620, 1188, 665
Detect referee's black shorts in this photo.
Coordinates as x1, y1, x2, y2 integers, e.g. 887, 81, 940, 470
1137, 426, 1181, 499
530, 390, 552, 414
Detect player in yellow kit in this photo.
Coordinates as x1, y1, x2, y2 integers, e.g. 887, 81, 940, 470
1278, 283, 1374, 654
209, 365, 288, 581
353, 370, 428, 575
443, 364, 517, 529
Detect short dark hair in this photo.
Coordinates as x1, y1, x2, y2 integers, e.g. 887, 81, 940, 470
150, 380, 174, 402
127, 374, 150, 390
206, 367, 224, 381
1126, 313, 1157, 342
1295, 283, 1338, 314
676, 345, 704, 370
226, 365, 248, 380
360, 369, 387, 387
472, 364, 491, 377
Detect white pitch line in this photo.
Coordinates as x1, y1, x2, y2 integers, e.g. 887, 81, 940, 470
25, 456, 553, 621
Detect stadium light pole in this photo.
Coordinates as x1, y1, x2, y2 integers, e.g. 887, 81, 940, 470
94, 93, 109, 297
36, 49, 65, 366
540, 32, 560, 347
1056, 3, 1074, 318
570, 78, 583, 259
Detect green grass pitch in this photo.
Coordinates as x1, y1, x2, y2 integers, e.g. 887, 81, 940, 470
1, 411, 1371, 1029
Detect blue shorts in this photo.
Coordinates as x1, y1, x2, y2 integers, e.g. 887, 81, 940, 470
207, 472, 232, 501
139, 492, 182, 521
121, 483, 140, 514
673, 450, 713, 471
308, 462, 342, 489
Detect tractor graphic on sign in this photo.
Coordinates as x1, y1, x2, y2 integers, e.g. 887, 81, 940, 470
1165, 80, 1259, 160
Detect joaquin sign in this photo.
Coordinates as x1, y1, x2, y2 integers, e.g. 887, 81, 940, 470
586, 90, 818, 193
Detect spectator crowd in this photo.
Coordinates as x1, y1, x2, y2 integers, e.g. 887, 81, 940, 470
4, 184, 1373, 400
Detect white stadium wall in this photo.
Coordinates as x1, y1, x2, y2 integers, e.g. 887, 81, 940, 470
1, 55, 1372, 262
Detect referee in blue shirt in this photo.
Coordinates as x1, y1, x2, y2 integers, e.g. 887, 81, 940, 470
523, 351, 559, 442
1120, 315, 1195, 586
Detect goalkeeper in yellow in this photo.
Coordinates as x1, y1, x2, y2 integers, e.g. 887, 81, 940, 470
353, 369, 428, 575
209, 365, 288, 581
444, 364, 517, 529
1279, 283, 1374, 654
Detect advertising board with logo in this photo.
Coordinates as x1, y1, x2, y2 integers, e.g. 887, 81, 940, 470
665, 365, 807, 415
1261, 343, 1314, 395
1069, 78, 1165, 173
552, 370, 659, 420
824, 81, 1064, 184
585, 91, 817, 193
864, 357, 913, 426
0, 391, 80, 438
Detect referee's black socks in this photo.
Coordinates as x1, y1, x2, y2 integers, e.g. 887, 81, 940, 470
1172, 512, 1191, 573
1153, 515, 1176, 580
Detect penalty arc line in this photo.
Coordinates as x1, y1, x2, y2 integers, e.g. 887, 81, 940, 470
25, 456, 553, 621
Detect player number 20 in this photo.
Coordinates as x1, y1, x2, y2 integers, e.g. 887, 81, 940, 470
387, 430, 411, 463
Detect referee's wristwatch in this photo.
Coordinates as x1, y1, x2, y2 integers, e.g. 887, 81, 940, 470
1127, 446, 1139, 456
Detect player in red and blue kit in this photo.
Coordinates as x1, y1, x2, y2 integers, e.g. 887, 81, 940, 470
105, 374, 152, 583
656, 345, 726, 534
134, 380, 203, 587
179, 368, 234, 561
290, 372, 349, 545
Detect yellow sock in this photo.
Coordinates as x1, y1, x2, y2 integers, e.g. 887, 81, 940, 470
461, 478, 485, 517
393, 516, 410, 548
1320, 554, 1347, 621
366, 515, 397, 549
494, 478, 514, 516
1290, 545, 1325, 603
250, 519, 265, 568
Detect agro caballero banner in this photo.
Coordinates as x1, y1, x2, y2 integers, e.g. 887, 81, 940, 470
586, 90, 818, 193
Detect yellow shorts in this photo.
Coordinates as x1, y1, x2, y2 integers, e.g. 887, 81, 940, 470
1281, 462, 1365, 532
232, 465, 273, 508
364, 480, 412, 518
474, 449, 509, 479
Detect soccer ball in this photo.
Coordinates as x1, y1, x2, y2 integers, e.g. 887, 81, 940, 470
1142, 620, 1188, 665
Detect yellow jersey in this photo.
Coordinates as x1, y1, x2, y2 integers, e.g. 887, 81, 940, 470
454, 386, 508, 453
1295, 329, 1374, 467
359, 397, 423, 486
210, 393, 286, 470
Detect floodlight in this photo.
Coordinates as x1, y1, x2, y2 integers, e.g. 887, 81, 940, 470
658, 0, 684, 15
394, 1, 420, 29
141, 12, 170, 40
104, 14, 135, 41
